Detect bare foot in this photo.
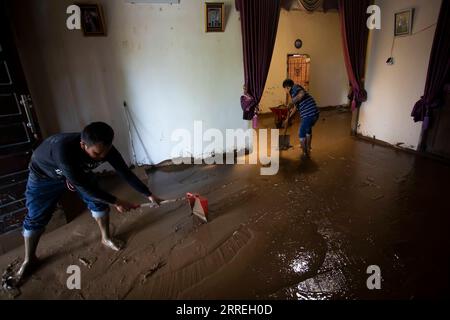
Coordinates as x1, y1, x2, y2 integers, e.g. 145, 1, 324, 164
15, 257, 39, 285
101, 238, 124, 251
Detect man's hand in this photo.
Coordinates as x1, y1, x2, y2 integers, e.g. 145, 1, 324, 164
284, 109, 294, 128
114, 199, 139, 213
148, 195, 163, 207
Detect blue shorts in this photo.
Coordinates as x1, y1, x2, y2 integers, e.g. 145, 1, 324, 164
299, 113, 319, 139
23, 172, 110, 237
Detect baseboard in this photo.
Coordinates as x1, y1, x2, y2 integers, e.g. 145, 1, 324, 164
319, 105, 350, 111
355, 134, 450, 166
260, 105, 349, 115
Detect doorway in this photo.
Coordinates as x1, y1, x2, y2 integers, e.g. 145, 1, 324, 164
286, 54, 311, 106
287, 54, 311, 91
424, 85, 450, 160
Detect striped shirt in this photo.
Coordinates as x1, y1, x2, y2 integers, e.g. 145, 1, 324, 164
290, 84, 319, 118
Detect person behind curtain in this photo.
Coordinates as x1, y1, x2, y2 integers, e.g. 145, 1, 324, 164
240, 84, 259, 129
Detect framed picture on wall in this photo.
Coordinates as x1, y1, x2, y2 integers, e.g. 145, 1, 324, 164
394, 8, 414, 36
78, 3, 107, 36
205, 2, 225, 32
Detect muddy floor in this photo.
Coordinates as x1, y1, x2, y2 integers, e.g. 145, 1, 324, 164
1, 109, 449, 300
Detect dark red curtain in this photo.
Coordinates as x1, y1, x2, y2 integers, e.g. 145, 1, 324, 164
338, 0, 370, 111
236, 0, 281, 104
411, 0, 450, 129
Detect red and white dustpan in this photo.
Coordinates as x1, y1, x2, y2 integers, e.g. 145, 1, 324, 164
186, 193, 208, 223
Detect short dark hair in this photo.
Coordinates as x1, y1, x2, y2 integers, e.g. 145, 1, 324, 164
81, 122, 114, 146
282, 79, 295, 88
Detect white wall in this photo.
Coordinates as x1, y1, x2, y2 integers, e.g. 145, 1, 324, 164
12, 0, 246, 165
358, 0, 442, 150
259, 9, 348, 113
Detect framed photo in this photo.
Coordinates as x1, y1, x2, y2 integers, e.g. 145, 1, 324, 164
205, 2, 225, 32
394, 8, 414, 36
78, 4, 107, 36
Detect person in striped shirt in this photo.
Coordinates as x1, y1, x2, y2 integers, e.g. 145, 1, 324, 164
283, 79, 320, 159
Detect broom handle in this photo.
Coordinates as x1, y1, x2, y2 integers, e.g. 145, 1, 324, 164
283, 122, 289, 135
284, 106, 293, 135
139, 197, 185, 208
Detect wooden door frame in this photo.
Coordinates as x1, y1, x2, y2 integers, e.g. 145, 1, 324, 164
0, 1, 42, 234
286, 53, 311, 104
